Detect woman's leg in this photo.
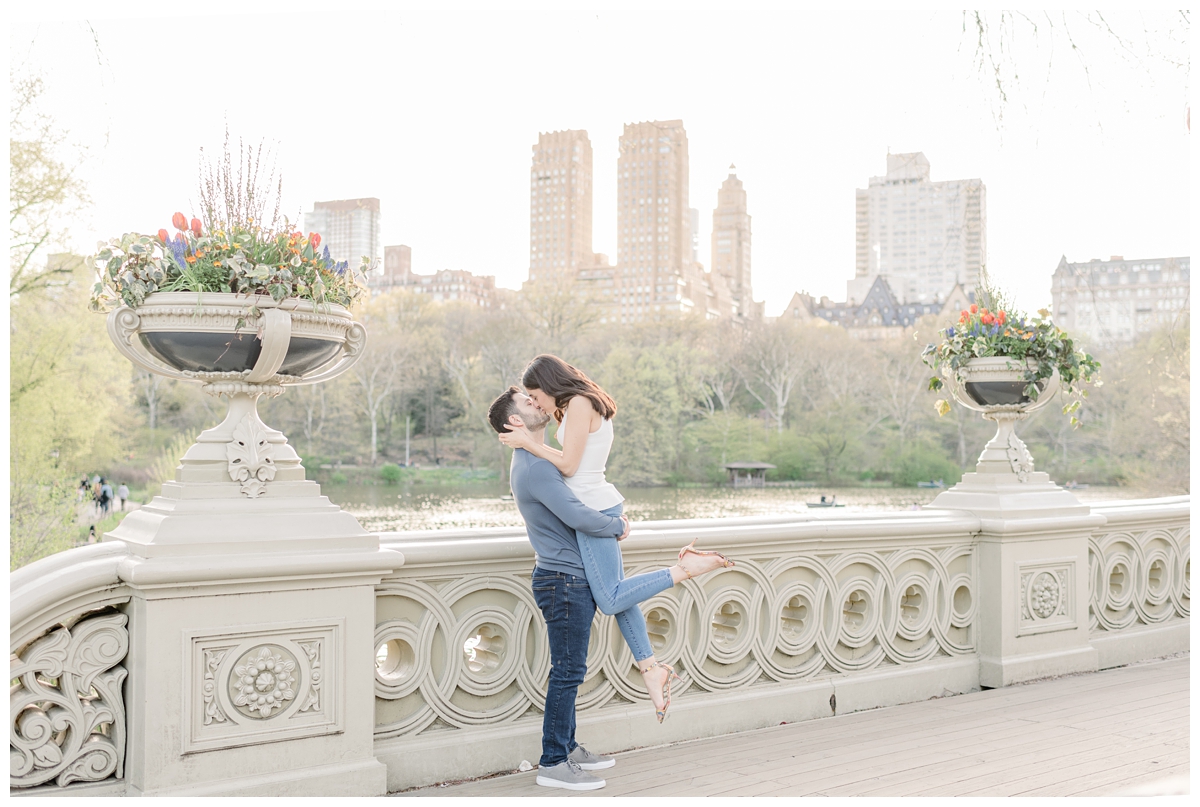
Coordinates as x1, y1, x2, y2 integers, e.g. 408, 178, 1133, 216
578, 507, 674, 617
577, 505, 673, 664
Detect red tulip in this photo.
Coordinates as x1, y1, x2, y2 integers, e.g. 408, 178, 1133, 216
309, 232, 321, 249
998, 311, 1007, 324
960, 310, 968, 319
981, 313, 994, 325
969, 304, 978, 314
157, 229, 170, 243
191, 218, 202, 237
172, 211, 188, 231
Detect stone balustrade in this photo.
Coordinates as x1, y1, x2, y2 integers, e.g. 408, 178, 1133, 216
9, 498, 1190, 796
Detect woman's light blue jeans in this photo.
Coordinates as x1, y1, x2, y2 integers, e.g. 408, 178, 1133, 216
577, 504, 674, 663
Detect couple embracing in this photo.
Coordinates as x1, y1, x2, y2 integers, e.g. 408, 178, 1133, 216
487, 354, 733, 791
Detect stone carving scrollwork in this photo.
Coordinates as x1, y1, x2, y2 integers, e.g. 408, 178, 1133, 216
226, 413, 277, 497
373, 542, 977, 740
10, 611, 129, 789
1005, 430, 1035, 482
1089, 523, 1189, 633
202, 648, 232, 725
296, 640, 322, 713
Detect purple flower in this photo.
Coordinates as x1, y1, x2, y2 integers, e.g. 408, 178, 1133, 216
946, 326, 956, 338
168, 234, 187, 268
322, 245, 331, 262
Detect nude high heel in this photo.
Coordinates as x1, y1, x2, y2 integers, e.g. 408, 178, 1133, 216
678, 539, 735, 570
640, 660, 683, 723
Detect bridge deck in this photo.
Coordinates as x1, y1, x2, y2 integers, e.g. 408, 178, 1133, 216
398, 654, 1189, 797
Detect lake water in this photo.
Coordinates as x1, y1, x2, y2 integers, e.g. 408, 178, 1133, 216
324, 482, 1153, 534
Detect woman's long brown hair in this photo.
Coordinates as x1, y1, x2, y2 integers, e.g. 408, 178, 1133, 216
521, 354, 617, 424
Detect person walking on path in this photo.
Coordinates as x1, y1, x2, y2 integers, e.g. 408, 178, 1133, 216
488, 387, 729, 791
98, 479, 113, 516
115, 483, 130, 512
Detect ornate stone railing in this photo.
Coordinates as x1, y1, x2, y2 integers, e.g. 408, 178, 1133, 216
372, 511, 983, 792
10, 497, 1189, 796
10, 543, 130, 793
1086, 496, 1190, 667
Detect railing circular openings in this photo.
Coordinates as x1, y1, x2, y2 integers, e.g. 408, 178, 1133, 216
463, 624, 505, 676
376, 639, 416, 684
645, 607, 672, 653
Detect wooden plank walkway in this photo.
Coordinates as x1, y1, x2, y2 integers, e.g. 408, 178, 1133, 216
397, 654, 1189, 797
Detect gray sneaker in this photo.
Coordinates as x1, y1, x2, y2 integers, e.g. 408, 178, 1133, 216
569, 744, 615, 770
535, 758, 606, 791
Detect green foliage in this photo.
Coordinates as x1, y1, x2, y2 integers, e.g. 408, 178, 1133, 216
379, 463, 402, 484
890, 442, 964, 488
330, 471, 349, 485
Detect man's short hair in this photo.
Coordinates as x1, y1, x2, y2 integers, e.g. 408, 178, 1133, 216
487, 386, 522, 434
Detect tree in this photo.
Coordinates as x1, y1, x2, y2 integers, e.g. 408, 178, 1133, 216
10, 262, 129, 567
350, 291, 426, 464
737, 319, 812, 435
9, 70, 89, 297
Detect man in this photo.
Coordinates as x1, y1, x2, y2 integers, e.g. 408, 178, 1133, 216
98, 478, 113, 516
488, 386, 627, 791
115, 482, 130, 512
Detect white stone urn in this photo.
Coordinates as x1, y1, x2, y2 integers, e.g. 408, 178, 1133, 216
105, 291, 366, 501
942, 356, 1060, 481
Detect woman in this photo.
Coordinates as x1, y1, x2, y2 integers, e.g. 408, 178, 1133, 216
499, 354, 733, 722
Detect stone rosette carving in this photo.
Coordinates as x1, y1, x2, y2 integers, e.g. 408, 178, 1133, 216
1019, 565, 1072, 634
226, 413, 277, 497
229, 645, 299, 718
185, 624, 340, 754
1029, 572, 1061, 618
10, 611, 128, 789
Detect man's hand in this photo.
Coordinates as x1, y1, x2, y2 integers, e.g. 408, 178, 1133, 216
617, 515, 631, 542
498, 420, 536, 450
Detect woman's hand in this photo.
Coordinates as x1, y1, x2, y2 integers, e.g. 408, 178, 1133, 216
498, 420, 537, 451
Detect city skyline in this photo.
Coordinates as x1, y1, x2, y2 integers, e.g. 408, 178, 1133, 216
11, 9, 1189, 315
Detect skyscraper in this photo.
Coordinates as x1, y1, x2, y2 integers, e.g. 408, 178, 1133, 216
610, 120, 701, 322
528, 130, 593, 281
711, 166, 752, 318
850, 153, 986, 304
303, 197, 382, 272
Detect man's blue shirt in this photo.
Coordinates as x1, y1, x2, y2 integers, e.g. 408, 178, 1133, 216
509, 448, 624, 577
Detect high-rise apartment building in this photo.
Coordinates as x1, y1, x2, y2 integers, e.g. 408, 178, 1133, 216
528, 130, 593, 281
1051, 255, 1190, 345
711, 166, 752, 318
850, 153, 986, 305
610, 120, 700, 323
303, 197, 382, 272
689, 208, 700, 263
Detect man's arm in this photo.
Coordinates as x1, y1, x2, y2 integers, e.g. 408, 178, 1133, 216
527, 462, 625, 538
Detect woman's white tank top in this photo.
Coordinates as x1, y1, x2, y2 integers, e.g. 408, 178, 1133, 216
559, 412, 624, 511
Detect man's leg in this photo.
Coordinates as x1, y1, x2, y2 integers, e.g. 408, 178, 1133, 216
533, 568, 595, 768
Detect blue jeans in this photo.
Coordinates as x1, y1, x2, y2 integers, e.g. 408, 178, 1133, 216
532, 566, 594, 768
578, 504, 675, 663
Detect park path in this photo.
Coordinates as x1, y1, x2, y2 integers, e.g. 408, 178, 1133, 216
397, 654, 1188, 797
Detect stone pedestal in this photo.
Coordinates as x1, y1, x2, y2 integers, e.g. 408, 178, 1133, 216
929, 467, 1104, 687
105, 393, 401, 796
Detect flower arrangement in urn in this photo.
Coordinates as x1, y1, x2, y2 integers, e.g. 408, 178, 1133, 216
922, 275, 1101, 425
89, 134, 368, 315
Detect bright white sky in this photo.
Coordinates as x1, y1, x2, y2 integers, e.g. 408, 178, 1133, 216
10, 5, 1191, 315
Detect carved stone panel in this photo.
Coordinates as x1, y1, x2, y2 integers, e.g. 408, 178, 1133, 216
1016, 559, 1076, 637
183, 619, 342, 754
